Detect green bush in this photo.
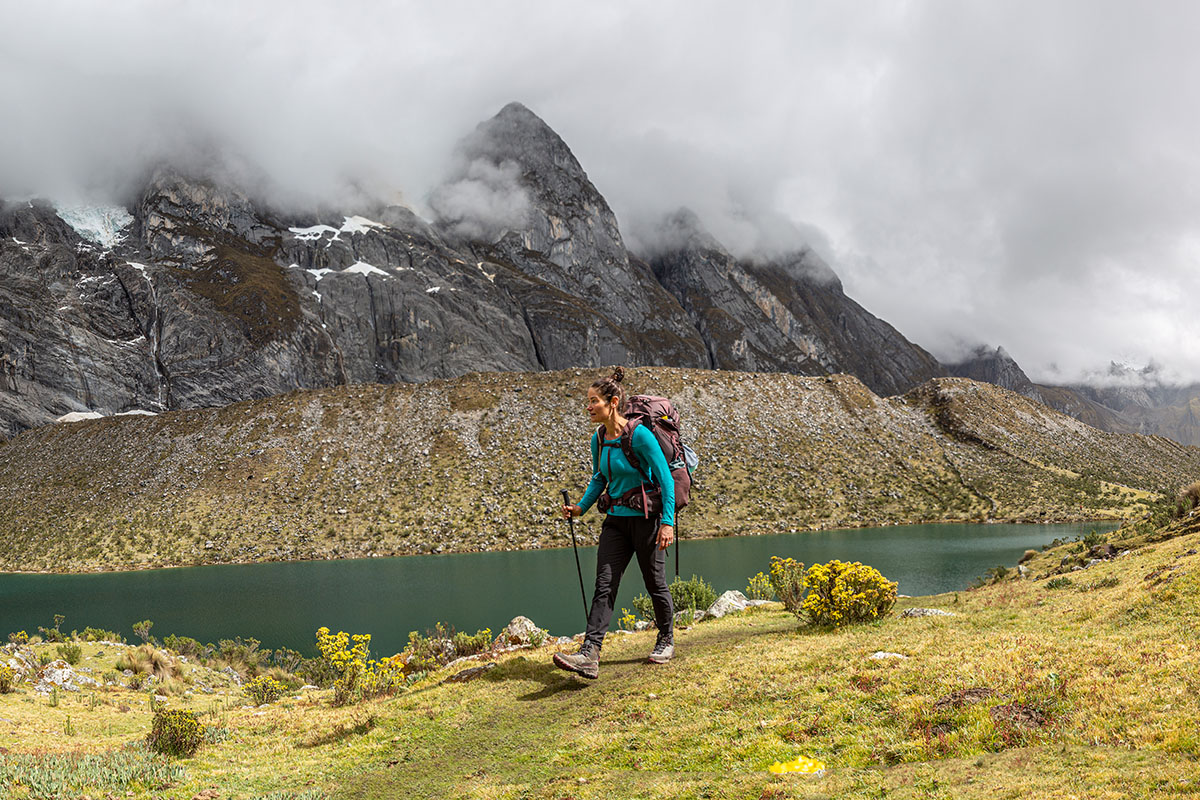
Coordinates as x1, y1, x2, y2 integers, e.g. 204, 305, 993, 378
146, 708, 204, 757
132, 620, 155, 645
0, 664, 14, 693
670, 574, 718, 612
801, 560, 897, 627
81, 627, 124, 643
56, 642, 82, 665
243, 675, 286, 705
1045, 576, 1074, 590
162, 634, 205, 658
769, 556, 807, 613
745, 571, 775, 601
631, 593, 654, 620
451, 628, 493, 659
38, 614, 66, 643
7, 630, 28, 645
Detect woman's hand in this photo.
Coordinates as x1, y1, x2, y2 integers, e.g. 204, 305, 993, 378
657, 524, 675, 550
562, 504, 582, 519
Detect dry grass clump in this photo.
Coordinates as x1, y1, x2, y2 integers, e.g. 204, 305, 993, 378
115, 644, 182, 682
1177, 480, 1200, 514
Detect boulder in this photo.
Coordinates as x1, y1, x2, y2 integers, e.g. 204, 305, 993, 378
900, 608, 956, 618
34, 660, 99, 693
496, 616, 546, 647
705, 590, 749, 620
869, 651, 908, 660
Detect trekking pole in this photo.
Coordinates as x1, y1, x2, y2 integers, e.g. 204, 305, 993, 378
674, 514, 680, 579
562, 489, 589, 621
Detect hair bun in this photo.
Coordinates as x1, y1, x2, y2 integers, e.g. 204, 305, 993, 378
610, 366, 625, 383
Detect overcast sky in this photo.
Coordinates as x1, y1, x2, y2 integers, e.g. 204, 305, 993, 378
3, 0, 1199, 386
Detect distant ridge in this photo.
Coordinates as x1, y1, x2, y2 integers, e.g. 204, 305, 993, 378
0, 368, 1190, 573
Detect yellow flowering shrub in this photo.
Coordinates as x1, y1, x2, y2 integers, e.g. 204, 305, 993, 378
361, 654, 405, 699
768, 557, 807, 613
801, 560, 898, 627
315, 627, 372, 706
243, 675, 286, 705
0, 663, 14, 693
618, 609, 639, 631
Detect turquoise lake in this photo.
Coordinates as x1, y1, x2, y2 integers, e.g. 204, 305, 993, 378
0, 522, 1112, 655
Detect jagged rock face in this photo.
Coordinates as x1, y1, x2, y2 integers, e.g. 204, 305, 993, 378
946, 346, 1043, 404
1, 102, 954, 437
646, 210, 945, 396
435, 102, 708, 370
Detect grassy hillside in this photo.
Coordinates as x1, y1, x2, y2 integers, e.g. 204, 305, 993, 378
1, 368, 1198, 573
3, 508, 1200, 798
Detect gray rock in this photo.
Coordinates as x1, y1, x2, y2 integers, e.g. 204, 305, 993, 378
869, 651, 909, 660
705, 589, 749, 620
496, 616, 546, 647
900, 607, 956, 618
445, 662, 497, 683
34, 660, 98, 693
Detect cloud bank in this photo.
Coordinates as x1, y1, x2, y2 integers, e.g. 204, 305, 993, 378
4, 0, 1200, 385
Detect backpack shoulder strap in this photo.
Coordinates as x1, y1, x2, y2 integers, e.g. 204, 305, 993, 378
620, 419, 650, 481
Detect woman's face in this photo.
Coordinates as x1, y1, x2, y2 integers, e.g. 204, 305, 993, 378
587, 388, 614, 424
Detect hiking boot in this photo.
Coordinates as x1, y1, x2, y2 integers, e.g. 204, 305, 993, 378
553, 642, 599, 679
648, 633, 674, 664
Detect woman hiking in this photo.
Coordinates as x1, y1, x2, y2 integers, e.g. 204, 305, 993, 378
554, 367, 676, 680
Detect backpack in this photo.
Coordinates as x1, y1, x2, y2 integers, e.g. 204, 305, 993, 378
601, 395, 698, 515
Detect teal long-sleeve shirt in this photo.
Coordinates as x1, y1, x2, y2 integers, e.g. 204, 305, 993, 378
577, 423, 676, 527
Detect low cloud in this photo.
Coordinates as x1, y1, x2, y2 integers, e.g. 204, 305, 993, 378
4, 2, 1200, 386
428, 158, 531, 241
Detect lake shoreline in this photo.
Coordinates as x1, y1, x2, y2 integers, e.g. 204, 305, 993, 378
0, 512, 1127, 576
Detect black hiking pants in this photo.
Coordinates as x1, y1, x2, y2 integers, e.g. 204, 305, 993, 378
584, 514, 673, 650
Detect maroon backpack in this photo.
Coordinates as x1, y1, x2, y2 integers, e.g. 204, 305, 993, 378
613, 395, 696, 514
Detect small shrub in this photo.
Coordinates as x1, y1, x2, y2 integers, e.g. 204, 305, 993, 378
1081, 530, 1107, 549
8, 630, 28, 645
38, 614, 66, 643
801, 560, 898, 627
162, 634, 204, 658
769, 556, 808, 613
146, 708, 204, 757
39, 651, 54, 666
0, 664, 14, 693
315, 627, 371, 705
244, 675, 286, 705
56, 642, 82, 665
1045, 576, 1074, 590
618, 609, 638, 631
297, 656, 338, 688
102, 670, 120, 685
631, 593, 654, 620
451, 628, 493, 659
745, 571, 775, 601
1078, 575, 1120, 592
670, 574, 718, 612
132, 620, 155, 645
214, 637, 264, 677
81, 627, 124, 643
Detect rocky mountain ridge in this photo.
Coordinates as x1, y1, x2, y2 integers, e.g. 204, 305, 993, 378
949, 346, 1200, 446
0, 102, 943, 437
0, 367, 1191, 574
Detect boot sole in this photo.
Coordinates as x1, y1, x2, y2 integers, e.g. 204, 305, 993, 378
553, 652, 599, 680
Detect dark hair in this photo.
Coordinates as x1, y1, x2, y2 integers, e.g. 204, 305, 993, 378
591, 366, 627, 413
